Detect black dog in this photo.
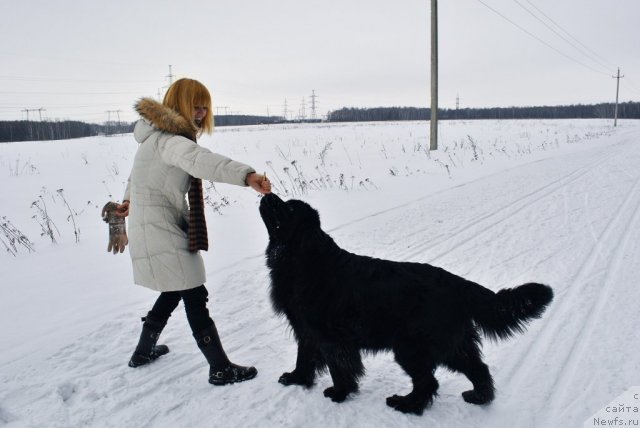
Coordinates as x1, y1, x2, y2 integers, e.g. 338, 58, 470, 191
259, 193, 553, 415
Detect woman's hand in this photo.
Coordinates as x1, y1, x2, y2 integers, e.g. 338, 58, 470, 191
115, 200, 130, 217
246, 173, 272, 194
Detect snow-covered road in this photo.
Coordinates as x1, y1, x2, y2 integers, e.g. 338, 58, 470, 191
1, 121, 638, 427
331, 127, 640, 427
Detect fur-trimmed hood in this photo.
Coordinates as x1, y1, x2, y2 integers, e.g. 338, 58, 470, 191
134, 97, 197, 140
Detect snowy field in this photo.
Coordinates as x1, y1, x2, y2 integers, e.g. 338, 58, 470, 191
1, 119, 639, 427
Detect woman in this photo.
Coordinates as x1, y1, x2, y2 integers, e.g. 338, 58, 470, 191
109, 78, 271, 385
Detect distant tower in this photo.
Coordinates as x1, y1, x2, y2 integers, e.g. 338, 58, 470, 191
166, 65, 175, 86
106, 110, 122, 135
310, 90, 318, 120
299, 97, 306, 120
21, 108, 46, 121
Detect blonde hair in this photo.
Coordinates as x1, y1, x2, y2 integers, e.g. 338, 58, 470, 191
163, 78, 214, 135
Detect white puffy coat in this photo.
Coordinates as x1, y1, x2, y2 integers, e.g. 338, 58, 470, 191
123, 98, 255, 292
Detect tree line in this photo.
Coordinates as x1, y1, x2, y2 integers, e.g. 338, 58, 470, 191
0, 121, 135, 143
0, 116, 286, 142
214, 115, 284, 126
328, 102, 640, 122
2, 101, 638, 142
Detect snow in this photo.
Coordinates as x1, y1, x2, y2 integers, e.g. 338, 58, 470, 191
1, 119, 639, 428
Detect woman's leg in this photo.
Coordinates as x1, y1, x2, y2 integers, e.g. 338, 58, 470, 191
180, 285, 229, 368
179, 285, 214, 333
182, 285, 257, 385
129, 292, 181, 368
149, 291, 182, 321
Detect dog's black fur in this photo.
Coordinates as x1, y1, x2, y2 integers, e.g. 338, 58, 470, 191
259, 193, 553, 415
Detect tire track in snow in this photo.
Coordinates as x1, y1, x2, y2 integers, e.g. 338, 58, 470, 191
386, 146, 623, 265
498, 152, 639, 381
212, 138, 628, 277
541, 173, 640, 424
497, 153, 640, 425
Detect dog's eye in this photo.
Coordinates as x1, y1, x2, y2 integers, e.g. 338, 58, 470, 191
287, 206, 294, 212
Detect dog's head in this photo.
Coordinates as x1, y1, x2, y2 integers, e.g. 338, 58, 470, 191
259, 193, 321, 243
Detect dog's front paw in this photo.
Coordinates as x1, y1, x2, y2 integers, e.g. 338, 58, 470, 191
278, 372, 297, 386
278, 371, 313, 387
462, 388, 494, 405
386, 394, 428, 415
323, 386, 350, 403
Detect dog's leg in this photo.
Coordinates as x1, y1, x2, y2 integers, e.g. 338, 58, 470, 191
444, 336, 495, 405
279, 339, 322, 387
321, 345, 364, 403
387, 344, 439, 415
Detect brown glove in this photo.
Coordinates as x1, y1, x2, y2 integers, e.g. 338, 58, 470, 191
101, 202, 128, 254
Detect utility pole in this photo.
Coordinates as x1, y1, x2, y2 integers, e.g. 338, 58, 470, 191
106, 110, 122, 135
613, 67, 624, 127
106, 110, 121, 123
22, 108, 45, 121
299, 97, 306, 121
283, 98, 289, 121
430, 0, 438, 150
21, 109, 38, 140
455, 93, 460, 119
166, 65, 175, 86
310, 90, 318, 120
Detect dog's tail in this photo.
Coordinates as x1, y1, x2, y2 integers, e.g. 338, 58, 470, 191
471, 282, 553, 341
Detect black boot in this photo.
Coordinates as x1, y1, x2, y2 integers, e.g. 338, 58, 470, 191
128, 313, 170, 368
194, 324, 257, 385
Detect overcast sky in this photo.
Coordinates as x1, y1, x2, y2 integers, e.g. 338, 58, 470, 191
1, 0, 639, 123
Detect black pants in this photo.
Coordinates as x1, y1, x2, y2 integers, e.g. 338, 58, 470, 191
148, 285, 213, 334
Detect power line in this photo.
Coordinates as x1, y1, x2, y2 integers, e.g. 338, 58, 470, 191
523, 0, 616, 71
45, 103, 135, 109
0, 50, 162, 68
0, 90, 140, 95
0, 75, 160, 84
476, 0, 611, 77
512, 0, 614, 74
622, 77, 640, 97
